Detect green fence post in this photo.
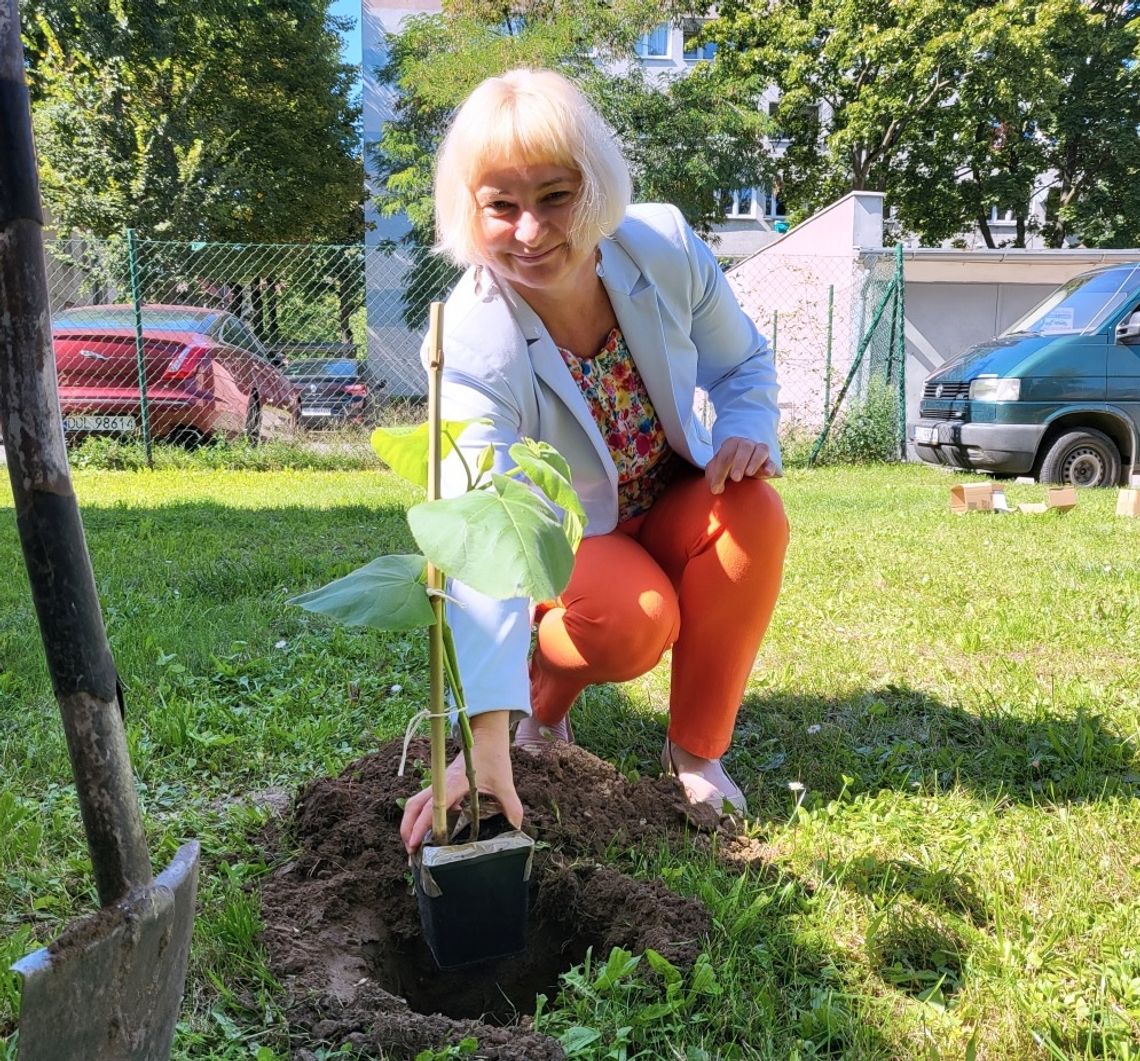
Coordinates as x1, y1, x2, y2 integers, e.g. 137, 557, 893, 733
126, 229, 152, 468
824, 284, 834, 421
886, 279, 899, 383
894, 242, 906, 460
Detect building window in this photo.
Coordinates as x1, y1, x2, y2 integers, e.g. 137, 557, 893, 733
682, 19, 716, 61
635, 23, 671, 59
723, 188, 756, 219
988, 205, 1017, 222
767, 100, 820, 138
721, 188, 787, 220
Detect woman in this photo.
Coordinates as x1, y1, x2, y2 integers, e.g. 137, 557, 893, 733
400, 68, 789, 854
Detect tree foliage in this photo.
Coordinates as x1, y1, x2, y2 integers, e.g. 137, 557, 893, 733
584, 63, 767, 235
707, 0, 1140, 248
709, 0, 963, 216
22, 0, 364, 244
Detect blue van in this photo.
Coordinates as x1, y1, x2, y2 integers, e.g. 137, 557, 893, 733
910, 262, 1140, 487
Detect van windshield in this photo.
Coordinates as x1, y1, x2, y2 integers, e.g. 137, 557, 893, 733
1002, 264, 1140, 337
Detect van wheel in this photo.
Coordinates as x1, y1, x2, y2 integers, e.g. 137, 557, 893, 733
1038, 429, 1121, 487
245, 395, 262, 447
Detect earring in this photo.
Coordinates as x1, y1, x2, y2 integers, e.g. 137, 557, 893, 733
595, 247, 605, 279
473, 264, 484, 297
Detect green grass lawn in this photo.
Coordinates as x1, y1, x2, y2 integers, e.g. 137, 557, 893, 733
1, 463, 1138, 1059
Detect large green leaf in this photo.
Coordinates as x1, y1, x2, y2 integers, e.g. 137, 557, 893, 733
370, 420, 480, 487
562, 510, 585, 553
407, 474, 574, 601
509, 440, 586, 551
286, 554, 434, 630
508, 439, 586, 520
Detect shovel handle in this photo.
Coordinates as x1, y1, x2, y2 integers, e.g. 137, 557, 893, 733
425, 303, 449, 843
0, 0, 152, 904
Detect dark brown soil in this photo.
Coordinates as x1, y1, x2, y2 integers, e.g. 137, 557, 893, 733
260, 738, 735, 1060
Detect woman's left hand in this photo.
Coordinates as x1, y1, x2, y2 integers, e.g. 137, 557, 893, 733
704, 436, 779, 495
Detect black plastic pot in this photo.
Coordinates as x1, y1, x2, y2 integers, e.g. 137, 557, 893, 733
413, 829, 535, 970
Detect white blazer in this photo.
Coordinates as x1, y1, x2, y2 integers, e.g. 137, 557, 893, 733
425, 203, 781, 719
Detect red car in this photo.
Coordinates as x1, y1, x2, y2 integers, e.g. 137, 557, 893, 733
52, 304, 300, 445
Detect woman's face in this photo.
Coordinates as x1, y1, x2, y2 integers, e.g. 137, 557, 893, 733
473, 162, 595, 297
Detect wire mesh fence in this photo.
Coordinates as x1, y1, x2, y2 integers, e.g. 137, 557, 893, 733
41, 232, 904, 465
725, 243, 905, 464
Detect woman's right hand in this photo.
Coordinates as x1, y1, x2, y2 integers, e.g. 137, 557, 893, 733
399, 709, 524, 854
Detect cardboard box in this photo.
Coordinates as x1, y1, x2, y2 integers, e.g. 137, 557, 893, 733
1117, 488, 1140, 518
1047, 486, 1078, 511
950, 482, 994, 514
1017, 486, 1078, 515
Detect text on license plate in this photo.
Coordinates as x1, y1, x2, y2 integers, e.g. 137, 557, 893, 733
913, 425, 939, 445
304, 408, 334, 416
63, 415, 137, 433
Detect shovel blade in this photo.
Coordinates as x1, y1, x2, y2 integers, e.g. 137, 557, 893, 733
11, 841, 200, 1061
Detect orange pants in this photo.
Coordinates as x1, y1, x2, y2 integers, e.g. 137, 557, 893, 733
529, 469, 789, 759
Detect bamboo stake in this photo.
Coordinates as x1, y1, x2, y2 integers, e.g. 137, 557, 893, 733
425, 302, 448, 843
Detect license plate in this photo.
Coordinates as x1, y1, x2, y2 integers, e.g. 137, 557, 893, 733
303, 408, 334, 417
62, 415, 137, 433
913, 425, 939, 445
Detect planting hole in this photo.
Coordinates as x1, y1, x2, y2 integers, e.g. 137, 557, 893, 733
260, 740, 713, 1057
363, 894, 593, 1022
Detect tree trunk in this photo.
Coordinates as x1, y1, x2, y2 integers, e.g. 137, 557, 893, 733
338, 274, 353, 345
266, 278, 279, 341
251, 277, 264, 337
976, 215, 996, 249
850, 146, 868, 190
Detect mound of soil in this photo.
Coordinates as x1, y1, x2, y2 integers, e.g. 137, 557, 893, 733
260, 738, 737, 1060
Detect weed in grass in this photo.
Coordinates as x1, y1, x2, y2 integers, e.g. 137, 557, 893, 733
539, 946, 743, 1058
415, 1039, 479, 1060
865, 900, 967, 1006
796, 985, 855, 1053
0, 929, 33, 1020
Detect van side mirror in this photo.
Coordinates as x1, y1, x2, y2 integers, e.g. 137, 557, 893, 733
1116, 310, 1140, 345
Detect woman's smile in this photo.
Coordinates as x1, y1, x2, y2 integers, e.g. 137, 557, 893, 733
514, 245, 561, 263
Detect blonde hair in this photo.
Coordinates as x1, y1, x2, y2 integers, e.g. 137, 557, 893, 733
434, 68, 632, 267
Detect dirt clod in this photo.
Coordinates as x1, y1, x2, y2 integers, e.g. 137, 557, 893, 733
261, 739, 723, 1059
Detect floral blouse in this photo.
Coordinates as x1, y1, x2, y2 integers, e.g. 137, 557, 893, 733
558, 328, 679, 523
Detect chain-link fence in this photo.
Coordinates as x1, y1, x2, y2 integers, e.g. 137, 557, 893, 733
42, 232, 904, 464
43, 234, 459, 461
725, 243, 906, 463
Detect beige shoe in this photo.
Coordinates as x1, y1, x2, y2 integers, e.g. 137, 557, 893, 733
661, 738, 747, 815
514, 713, 574, 752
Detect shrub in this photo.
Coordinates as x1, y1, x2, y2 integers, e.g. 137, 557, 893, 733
824, 379, 901, 464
